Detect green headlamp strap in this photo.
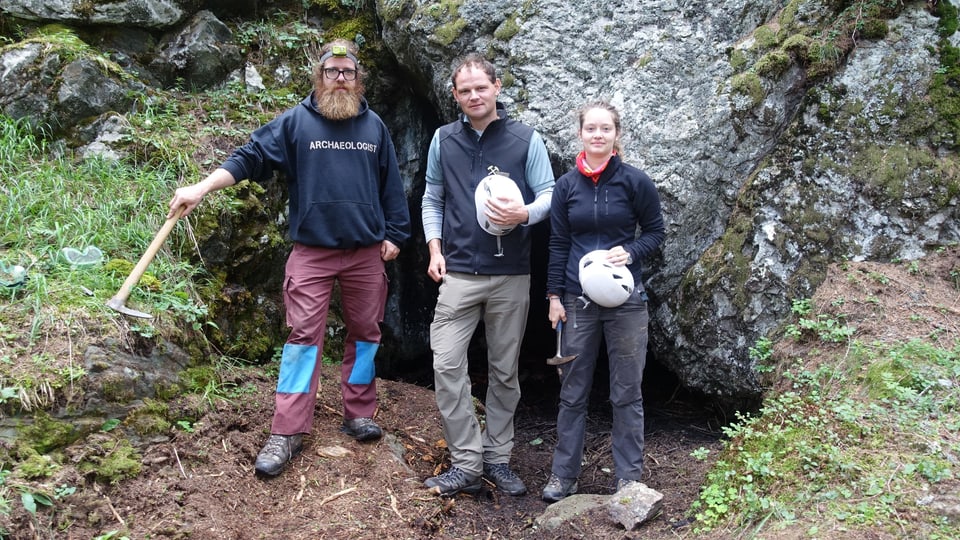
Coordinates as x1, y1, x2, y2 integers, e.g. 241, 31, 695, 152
319, 44, 359, 67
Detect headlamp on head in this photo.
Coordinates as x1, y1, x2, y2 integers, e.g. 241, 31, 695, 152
319, 44, 359, 67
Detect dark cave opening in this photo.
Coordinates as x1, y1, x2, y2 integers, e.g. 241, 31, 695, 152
389, 208, 725, 434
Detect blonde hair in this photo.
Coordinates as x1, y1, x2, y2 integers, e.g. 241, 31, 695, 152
577, 101, 623, 156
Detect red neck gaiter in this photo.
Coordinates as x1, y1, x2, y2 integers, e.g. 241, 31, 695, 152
576, 151, 613, 185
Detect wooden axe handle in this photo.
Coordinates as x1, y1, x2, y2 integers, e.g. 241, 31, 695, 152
111, 206, 186, 305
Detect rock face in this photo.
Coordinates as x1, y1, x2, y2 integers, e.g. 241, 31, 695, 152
1, 0, 957, 407
149, 10, 243, 88
0, 0, 186, 28
377, 0, 959, 403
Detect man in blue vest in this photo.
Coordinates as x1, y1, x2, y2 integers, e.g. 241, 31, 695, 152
421, 53, 555, 497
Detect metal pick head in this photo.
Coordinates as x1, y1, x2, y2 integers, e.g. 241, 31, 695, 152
105, 296, 154, 319
546, 354, 577, 366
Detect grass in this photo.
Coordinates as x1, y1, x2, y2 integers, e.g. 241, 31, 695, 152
0, 111, 220, 413
691, 297, 960, 538
0, 76, 289, 525
0, 25, 310, 528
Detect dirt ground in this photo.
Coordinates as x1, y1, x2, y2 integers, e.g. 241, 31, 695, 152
5, 343, 724, 540
5, 368, 721, 540
4, 246, 959, 539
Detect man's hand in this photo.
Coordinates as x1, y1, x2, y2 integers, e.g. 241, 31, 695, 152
427, 252, 446, 283
426, 239, 445, 283
168, 183, 206, 219
484, 195, 529, 227
168, 168, 236, 219
381, 240, 400, 261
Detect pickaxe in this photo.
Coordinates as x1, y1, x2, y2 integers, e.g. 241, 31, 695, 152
546, 319, 577, 366
105, 206, 185, 319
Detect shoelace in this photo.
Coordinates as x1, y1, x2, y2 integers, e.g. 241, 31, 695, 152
546, 475, 573, 490
261, 435, 289, 456
486, 463, 515, 479
437, 468, 471, 484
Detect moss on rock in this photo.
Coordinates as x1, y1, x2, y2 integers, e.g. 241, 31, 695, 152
494, 15, 520, 41
730, 48, 748, 73
753, 25, 779, 50
731, 72, 765, 108
125, 399, 173, 436
755, 50, 792, 77
15, 446, 61, 479
434, 19, 467, 46
76, 433, 142, 484
21, 411, 78, 453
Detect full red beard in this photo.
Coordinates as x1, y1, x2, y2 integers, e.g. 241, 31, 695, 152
315, 83, 363, 120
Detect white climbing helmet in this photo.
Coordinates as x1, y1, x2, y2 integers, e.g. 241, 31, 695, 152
578, 250, 635, 307
474, 173, 523, 236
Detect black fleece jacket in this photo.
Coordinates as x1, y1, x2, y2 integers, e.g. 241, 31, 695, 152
547, 154, 665, 297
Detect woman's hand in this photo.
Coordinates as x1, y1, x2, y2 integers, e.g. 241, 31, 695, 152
548, 299, 566, 327
606, 245, 632, 267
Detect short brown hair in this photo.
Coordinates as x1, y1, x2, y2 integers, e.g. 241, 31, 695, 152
450, 52, 496, 89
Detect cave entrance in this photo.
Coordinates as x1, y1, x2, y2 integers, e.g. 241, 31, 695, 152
391, 216, 725, 438
397, 325, 725, 441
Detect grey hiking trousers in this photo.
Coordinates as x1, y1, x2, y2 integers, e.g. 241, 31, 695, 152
550, 289, 648, 483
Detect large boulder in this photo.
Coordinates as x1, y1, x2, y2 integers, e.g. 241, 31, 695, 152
376, 0, 959, 403
0, 0, 187, 29
149, 10, 242, 89
0, 36, 141, 134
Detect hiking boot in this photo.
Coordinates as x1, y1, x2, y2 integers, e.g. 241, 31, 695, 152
541, 474, 577, 503
616, 478, 638, 493
254, 434, 303, 476
483, 462, 527, 496
424, 467, 482, 497
340, 417, 383, 442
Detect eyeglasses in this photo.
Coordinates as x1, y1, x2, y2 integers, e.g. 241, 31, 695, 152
322, 67, 357, 81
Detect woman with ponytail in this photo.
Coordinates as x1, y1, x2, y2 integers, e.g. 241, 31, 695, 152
542, 101, 665, 502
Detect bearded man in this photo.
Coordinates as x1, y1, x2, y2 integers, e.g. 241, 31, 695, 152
168, 39, 411, 477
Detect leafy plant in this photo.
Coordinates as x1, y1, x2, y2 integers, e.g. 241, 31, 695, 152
749, 337, 774, 373
19, 489, 53, 515
790, 298, 813, 316
797, 314, 856, 343
692, 338, 960, 535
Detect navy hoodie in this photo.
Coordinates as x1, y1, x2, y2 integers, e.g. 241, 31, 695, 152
220, 94, 411, 249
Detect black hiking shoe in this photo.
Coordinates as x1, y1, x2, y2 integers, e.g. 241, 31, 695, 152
254, 434, 303, 476
541, 474, 578, 503
424, 467, 482, 497
340, 417, 383, 442
483, 462, 527, 496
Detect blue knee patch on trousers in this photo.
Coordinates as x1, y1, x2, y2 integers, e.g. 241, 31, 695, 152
347, 341, 378, 385
277, 343, 317, 394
